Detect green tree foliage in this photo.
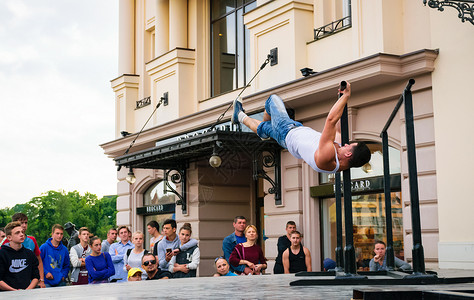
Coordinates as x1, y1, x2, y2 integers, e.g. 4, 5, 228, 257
0, 191, 117, 245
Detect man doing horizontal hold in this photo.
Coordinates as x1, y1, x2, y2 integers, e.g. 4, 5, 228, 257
232, 81, 371, 173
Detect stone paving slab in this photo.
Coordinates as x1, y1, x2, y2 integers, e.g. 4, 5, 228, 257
4, 269, 474, 300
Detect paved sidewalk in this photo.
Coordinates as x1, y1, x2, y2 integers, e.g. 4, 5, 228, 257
5, 269, 474, 300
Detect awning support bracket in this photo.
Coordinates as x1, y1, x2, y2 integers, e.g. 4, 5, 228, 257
163, 168, 187, 214
253, 149, 282, 205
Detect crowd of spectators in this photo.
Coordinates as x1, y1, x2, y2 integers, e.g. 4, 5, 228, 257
0, 212, 411, 291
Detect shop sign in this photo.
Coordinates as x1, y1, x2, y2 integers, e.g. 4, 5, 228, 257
137, 203, 175, 215
310, 174, 401, 198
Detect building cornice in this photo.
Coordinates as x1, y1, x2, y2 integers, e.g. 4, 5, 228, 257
100, 49, 438, 158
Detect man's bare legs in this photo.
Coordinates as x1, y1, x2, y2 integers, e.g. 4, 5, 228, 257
242, 116, 262, 134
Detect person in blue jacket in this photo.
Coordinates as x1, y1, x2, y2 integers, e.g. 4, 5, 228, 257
39, 224, 70, 287
222, 216, 247, 274
85, 236, 115, 284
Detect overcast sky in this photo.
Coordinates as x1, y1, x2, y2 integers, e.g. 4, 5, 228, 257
0, 0, 119, 209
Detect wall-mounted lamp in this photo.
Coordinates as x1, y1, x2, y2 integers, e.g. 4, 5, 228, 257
361, 162, 373, 173
125, 167, 136, 184
161, 92, 168, 106
209, 142, 223, 168
300, 67, 317, 77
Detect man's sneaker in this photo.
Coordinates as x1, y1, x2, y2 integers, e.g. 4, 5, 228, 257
231, 97, 244, 124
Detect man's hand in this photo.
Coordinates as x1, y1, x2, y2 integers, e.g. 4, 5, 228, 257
80, 258, 86, 267
125, 264, 131, 271
165, 251, 173, 262
172, 249, 180, 256
38, 280, 46, 288
338, 81, 351, 98
374, 254, 383, 265
45, 272, 53, 280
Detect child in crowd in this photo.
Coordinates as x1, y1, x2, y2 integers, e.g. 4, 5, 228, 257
213, 257, 237, 277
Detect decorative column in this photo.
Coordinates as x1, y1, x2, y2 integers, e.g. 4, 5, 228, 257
169, 0, 188, 49
119, 0, 135, 74
155, 0, 169, 57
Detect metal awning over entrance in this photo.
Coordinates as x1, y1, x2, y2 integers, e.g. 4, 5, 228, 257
114, 129, 282, 213
114, 129, 280, 169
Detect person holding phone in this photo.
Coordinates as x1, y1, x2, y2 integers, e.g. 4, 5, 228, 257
156, 219, 198, 270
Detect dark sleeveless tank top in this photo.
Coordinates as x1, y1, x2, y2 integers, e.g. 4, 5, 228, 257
289, 246, 306, 273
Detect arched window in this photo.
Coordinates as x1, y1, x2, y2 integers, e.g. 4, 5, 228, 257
140, 181, 176, 251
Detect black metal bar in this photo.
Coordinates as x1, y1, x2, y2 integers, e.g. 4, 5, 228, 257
403, 81, 426, 275
341, 105, 357, 275
334, 172, 344, 271
381, 79, 415, 134
274, 150, 282, 205
382, 131, 395, 270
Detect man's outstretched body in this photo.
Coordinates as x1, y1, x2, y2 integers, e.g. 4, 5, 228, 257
232, 81, 370, 173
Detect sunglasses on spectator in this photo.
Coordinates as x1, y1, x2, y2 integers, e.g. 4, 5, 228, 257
143, 260, 156, 266
214, 256, 225, 263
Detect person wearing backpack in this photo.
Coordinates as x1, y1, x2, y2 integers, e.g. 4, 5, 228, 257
123, 231, 148, 280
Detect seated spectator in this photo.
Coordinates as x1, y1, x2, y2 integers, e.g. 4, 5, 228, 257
40, 224, 70, 287
213, 257, 237, 277
169, 223, 200, 278
222, 216, 247, 274
70, 227, 92, 285
123, 231, 147, 280
85, 236, 115, 284
229, 225, 267, 275
282, 231, 312, 274
101, 228, 117, 254
157, 219, 198, 270
323, 258, 336, 271
369, 240, 411, 271
0, 221, 39, 291
274, 221, 296, 274
142, 253, 171, 280
127, 268, 143, 281
147, 221, 163, 254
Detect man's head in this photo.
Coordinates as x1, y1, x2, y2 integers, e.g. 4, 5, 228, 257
78, 227, 90, 245
374, 240, 386, 257
11, 213, 28, 233
107, 228, 117, 242
348, 142, 371, 168
162, 219, 177, 238
51, 224, 64, 244
117, 225, 130, 243
141, 253, 158, 275
147, 220, 160, 236
5, 221, 25, 245
323, 258, 336, 271
233, 216, 247, 235
128, 268, 143, 281
286, 221, 296, 236
0, 227, 5, 240
290, 231, 302, 247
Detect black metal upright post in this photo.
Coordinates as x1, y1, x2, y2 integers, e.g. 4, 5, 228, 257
336, 82, 364, 278
402, 80, 427, 276
334, 172, 344, 271
381, 131, 395, 270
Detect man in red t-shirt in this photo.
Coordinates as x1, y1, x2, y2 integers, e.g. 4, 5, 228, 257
1, 213, 45, 288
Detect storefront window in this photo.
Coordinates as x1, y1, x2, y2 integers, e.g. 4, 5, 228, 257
321, 191, 404, 271
141, 181, 176, 250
